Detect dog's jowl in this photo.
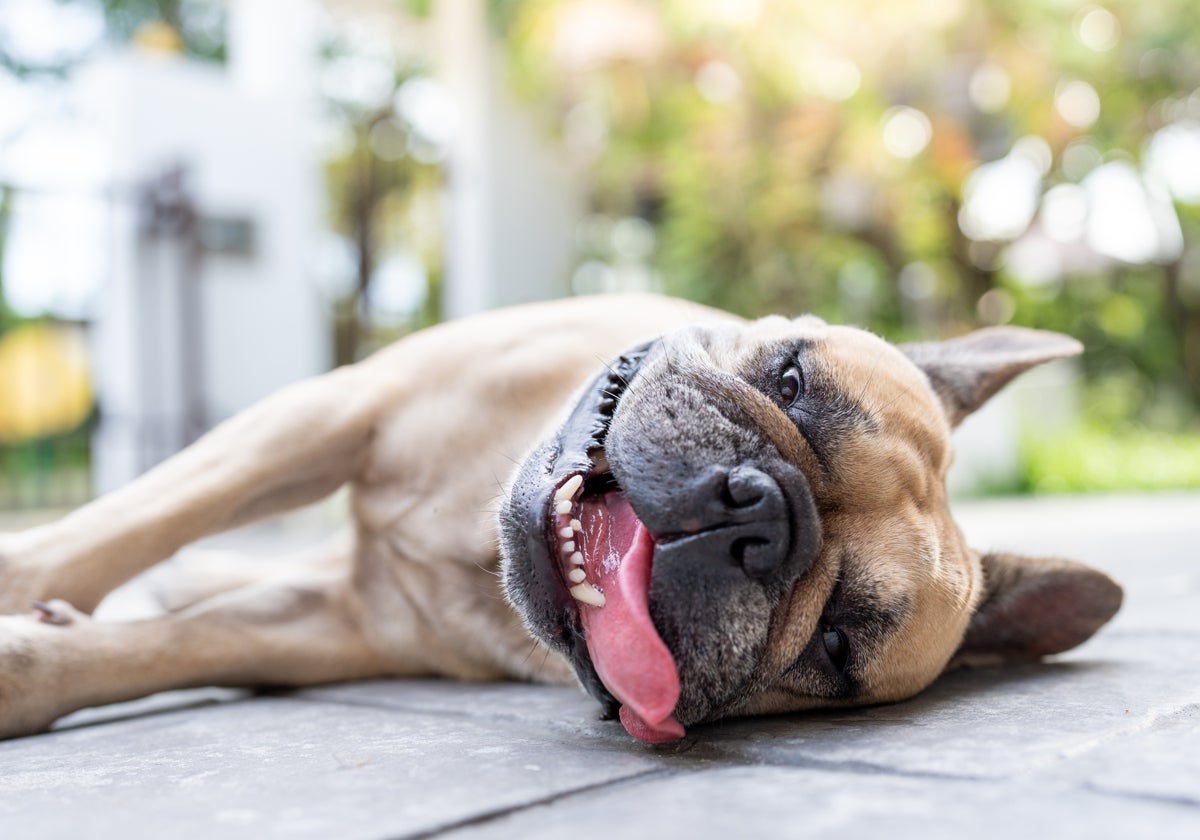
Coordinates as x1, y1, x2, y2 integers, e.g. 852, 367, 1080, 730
0, 295, 1121, 741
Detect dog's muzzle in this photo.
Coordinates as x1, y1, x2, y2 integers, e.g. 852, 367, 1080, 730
500, 336, 822, 742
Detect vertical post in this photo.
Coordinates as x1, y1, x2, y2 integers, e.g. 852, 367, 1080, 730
92, 168, 196, 493
434, 0, 495, 319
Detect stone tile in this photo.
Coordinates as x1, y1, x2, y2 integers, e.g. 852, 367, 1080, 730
296, 679, 606, 734
53, 688, 248, 732
0, 696, 667, 839
2, 493, 1196, 838
440, 765, 1200, 840
677, 635, 1200, 780
300, 626, 1200, 785
1052, 704, 1200, 805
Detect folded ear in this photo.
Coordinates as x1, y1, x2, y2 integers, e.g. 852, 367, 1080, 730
900, 327, 1082, 427
951, 552, 1123, 669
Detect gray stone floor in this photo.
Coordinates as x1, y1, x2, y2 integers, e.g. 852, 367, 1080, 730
1, 493, 1198, 838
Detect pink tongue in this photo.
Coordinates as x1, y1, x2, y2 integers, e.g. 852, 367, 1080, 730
578, 492, 684, 744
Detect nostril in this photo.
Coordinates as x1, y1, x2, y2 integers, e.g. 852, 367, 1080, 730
730, 536, 770, 572
725, 466, 772, 509
736, 537, 784, 579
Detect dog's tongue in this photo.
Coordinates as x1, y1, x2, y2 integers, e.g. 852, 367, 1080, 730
578, 492, 684, 744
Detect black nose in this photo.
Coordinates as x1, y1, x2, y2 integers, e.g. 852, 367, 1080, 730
647, 464, 810, 584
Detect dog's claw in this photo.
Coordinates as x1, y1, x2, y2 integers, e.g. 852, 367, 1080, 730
31, 600, 75, 626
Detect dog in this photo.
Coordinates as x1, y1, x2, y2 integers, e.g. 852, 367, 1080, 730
0, 294, 1122, 741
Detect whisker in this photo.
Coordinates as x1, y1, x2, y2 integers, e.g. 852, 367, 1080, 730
520, 638, 541, 667
594, 355, 631, 389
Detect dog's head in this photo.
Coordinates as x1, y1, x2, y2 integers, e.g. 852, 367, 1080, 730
498, 315, 1122, 742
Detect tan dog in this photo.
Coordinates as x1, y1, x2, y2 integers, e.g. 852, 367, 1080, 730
0, 294, 1121, 741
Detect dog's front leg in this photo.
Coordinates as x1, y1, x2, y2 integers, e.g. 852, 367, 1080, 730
0, 364, 391, 615
0, 570, 405, 740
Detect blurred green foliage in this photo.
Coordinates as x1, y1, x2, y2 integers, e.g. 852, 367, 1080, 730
319, 50, 447, 363
493, 0, 1200, 490
0, 187, 14, 332
1022, 427, 1200, 492
4, 0, 1199, 495
95, 0, 226, 62
0, 0, 225, 76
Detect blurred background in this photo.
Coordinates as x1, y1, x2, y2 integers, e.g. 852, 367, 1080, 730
1, 0, 1198, 514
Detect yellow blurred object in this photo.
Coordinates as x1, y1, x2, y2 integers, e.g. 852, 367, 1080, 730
0, 324, 94, 444
132, 20, 185, 55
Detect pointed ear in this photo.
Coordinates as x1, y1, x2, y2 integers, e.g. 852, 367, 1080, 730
951, 552, 1123, 668
900, 327, 1082, 427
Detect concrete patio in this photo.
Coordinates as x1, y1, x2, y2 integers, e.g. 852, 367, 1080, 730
1, 493, 1197, 838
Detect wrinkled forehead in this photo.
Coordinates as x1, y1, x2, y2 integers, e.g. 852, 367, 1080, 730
658, 315, 822, 366
662, 317, 948, 439
665, 316, 918, 377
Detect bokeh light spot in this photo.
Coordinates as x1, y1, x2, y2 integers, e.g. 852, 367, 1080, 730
1098, 294, 1145, 339
881, 107, 932, 159
812, 58, 861, 102
977, 289, 1016, 325
695, 61, 741, 104
969, 63, 1010, 113
1075, 6, 1121, 52
1056, 80, 1101, 129
1041, 184, 1089, 243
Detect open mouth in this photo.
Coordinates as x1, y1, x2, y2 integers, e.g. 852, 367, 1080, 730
540, 345, 685, 744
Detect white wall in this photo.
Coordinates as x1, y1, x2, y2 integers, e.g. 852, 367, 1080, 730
435, 0, 583, 318
77, 31, 328, 491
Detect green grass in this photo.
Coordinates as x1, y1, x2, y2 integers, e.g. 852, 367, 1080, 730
1021, 427, 1200, 494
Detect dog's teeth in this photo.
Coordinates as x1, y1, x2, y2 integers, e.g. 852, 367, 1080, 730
570, 551, 584, 565
562, 541, 575, 553
570, 519, 582, 532
554, 475, 583, 502
568, 568, 587, 584
569, 582, 606, 607
555, 500, 573, 515
559, 527, 574, 539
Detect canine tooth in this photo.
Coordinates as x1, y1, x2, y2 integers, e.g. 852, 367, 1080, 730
568, 568, 587, 584
562, 541, 575, 553
555, 500, 573, 515
569, 582, 606, 607
570, 519, 582, 532
554, 475, 583, 502
570, 551, 584, 565
559, 527, 574, 539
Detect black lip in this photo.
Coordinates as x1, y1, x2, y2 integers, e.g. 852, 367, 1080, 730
554, 342, 656, 474
523, 340, 658, 711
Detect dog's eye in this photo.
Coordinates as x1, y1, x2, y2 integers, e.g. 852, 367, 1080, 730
779, 365, 803, 406
821, 624, 848, 671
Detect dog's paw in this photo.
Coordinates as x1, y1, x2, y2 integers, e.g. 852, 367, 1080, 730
0, 606, 89, 739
